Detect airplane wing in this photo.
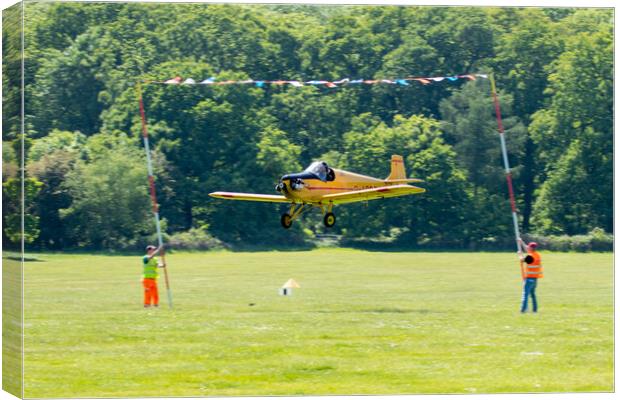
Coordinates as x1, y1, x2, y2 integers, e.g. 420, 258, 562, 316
384, 178, 424, 184
319, 184, 425, 205
209, 192, 291, 203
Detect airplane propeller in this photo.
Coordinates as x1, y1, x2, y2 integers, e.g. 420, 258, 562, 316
275, 180, 287, 193
276, 177, 306, 193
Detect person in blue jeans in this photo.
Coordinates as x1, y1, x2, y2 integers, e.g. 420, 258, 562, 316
521, 277, 538, 313
519, 240, 543, 313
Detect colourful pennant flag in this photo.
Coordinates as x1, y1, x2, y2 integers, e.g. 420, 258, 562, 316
255, 81, 265, 87
413, 78, 431, 85
396, 79, 409, 86
289, 81, 303, 87
165, 76, 182, 84
182, 78, 196, 84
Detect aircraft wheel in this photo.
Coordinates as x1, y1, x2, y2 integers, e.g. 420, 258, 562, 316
281, 213, 293, 229
323, 212, 336, 228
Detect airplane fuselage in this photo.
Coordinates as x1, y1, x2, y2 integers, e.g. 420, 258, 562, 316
281, 169, 393, 203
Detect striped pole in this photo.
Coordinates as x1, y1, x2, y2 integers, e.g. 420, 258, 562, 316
488, 73, 525, 279
137, 82, 173, 308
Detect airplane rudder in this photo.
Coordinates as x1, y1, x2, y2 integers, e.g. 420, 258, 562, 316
389, 154, 406, 180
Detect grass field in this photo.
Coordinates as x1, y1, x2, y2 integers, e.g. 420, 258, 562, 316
21, 249, 613, 397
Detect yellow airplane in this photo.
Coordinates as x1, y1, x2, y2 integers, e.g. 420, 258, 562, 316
209, 155, 425, 229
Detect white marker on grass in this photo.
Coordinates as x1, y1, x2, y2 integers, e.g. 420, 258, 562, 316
279, 278, 300, 296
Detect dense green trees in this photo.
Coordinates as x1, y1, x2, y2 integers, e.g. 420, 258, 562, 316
530, 21, 613, 235
3, 177, 43, 244
2, 4, 613, 250
59, 133, 152, 248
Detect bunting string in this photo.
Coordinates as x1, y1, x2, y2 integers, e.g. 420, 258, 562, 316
145, 73, 488, 87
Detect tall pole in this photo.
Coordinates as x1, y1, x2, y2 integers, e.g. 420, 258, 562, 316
489, 73, 525, 279
137, 82, 173, 308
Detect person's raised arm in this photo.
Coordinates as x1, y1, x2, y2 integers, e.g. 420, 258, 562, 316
145, 245, 162, 260
156, 245, 166, 267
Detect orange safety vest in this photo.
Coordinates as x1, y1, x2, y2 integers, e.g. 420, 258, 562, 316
525, 250, 543, 278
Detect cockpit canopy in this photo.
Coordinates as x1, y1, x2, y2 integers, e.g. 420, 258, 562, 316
304, 161, 331, 182
281, 161, 335, 182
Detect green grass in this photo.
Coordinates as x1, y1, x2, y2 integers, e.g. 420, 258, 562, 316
22, 249, 613, 397
3, 253, 23, 398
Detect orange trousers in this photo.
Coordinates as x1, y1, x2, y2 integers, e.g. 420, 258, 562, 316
142, 278, 159, 306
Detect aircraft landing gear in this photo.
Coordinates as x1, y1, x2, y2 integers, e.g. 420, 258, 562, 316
280, 203, 312, 229
323, 212, 336, 228
281, 213, 293, 229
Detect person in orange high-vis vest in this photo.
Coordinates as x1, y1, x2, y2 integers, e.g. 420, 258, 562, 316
142, 245, 163, 308
519, 239, 543, 313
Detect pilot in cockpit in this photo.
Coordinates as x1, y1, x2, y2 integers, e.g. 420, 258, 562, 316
304, 161, 335, 182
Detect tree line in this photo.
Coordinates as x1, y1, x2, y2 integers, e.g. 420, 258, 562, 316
2, 3, 613, 250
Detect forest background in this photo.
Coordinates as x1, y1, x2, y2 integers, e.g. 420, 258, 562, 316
2, 3, 613, 251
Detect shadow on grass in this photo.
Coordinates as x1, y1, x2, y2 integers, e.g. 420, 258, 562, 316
227, 243, 317, 252
3, 253, 45, 262
340, 240, 512, 253
244, 306, 441, 314
313, 308, 442, 314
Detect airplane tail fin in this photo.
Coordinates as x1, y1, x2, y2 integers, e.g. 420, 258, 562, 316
386, 154, 406, 181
